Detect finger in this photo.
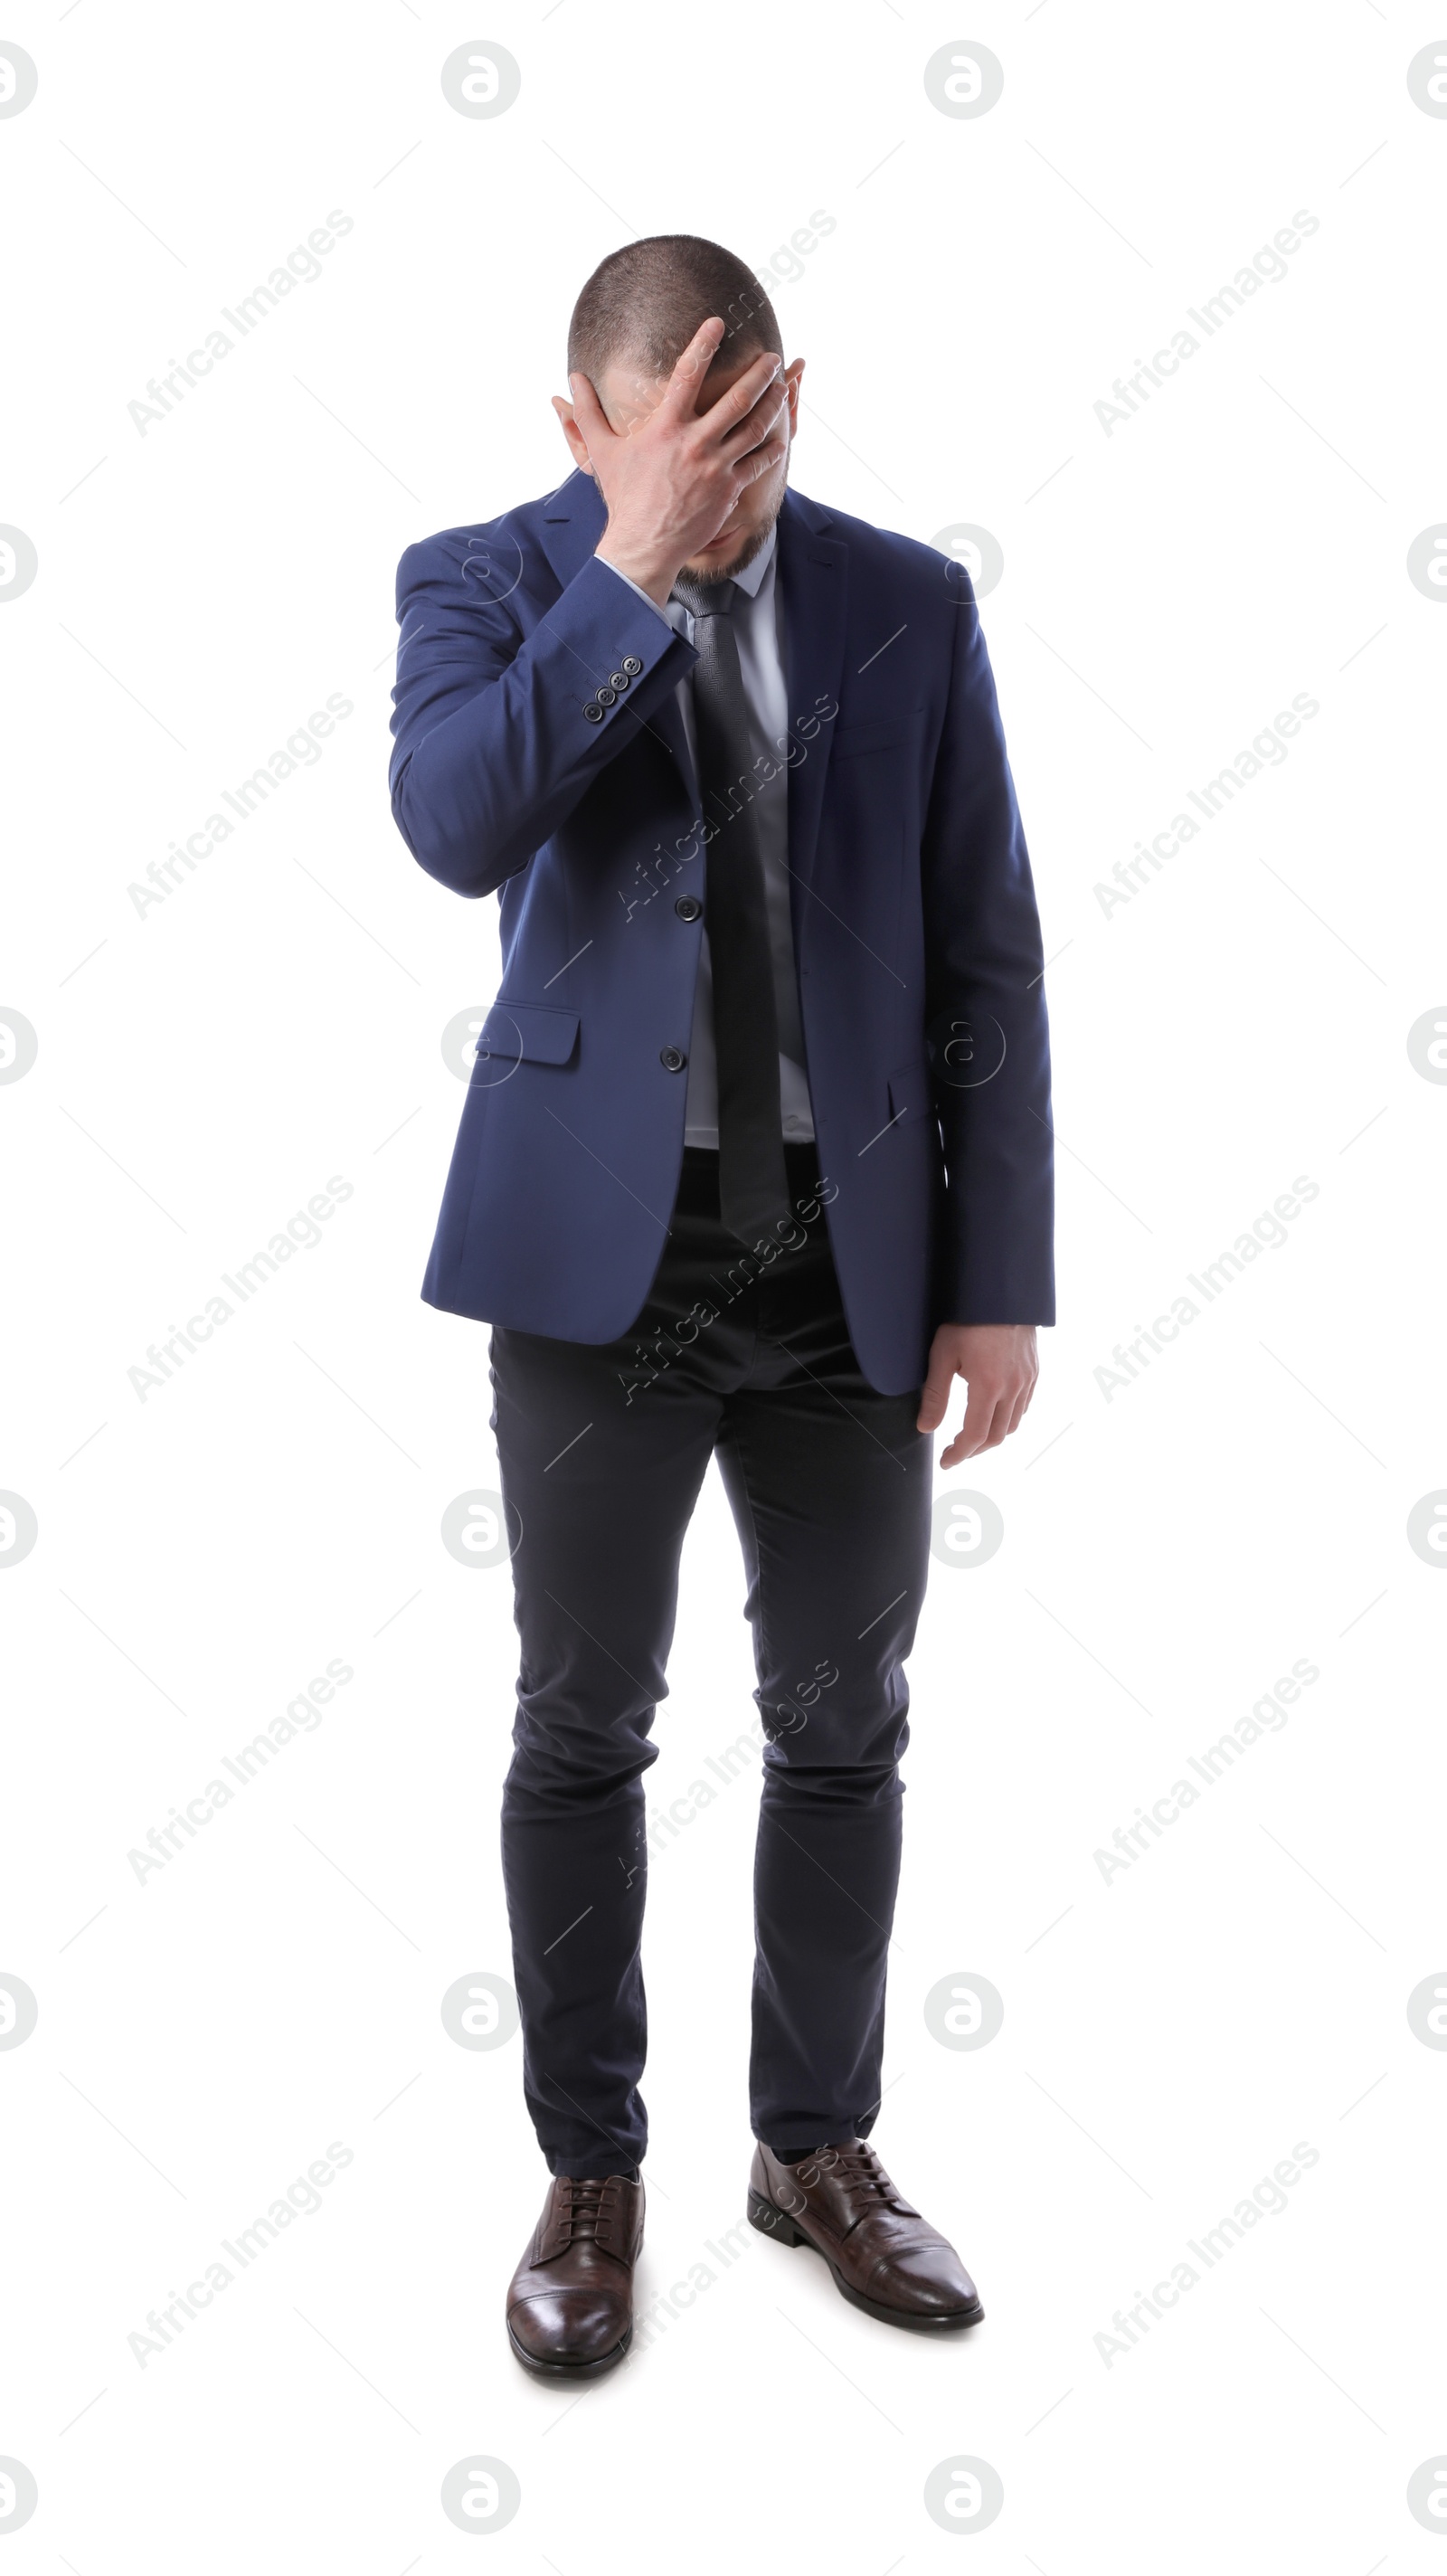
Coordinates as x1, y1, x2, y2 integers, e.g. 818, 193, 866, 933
942, 1380, 1002, 1463
696, 347, 783, 444
734, 428, 790, 487
972, 1387, 1020, 1457
915, 1350, 960, 1434
1002, 1381, 1034, 1440
566, 370, 614, 450
979, 1406, 1013, 1457
721, 381, 790, 459
657, 317, 728, 418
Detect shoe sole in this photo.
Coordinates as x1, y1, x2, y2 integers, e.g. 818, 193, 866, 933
747, 2189, 984, 2332
506, 2318, 633, 2379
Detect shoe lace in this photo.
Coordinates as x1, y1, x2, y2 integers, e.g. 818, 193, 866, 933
555, 2175, 619, 2246
815, 2143, 900, 2213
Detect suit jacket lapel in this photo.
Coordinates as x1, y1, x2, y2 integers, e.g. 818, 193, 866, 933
777, 488, 848, 931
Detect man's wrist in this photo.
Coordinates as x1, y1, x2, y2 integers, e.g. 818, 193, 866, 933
594, 536, 679, 609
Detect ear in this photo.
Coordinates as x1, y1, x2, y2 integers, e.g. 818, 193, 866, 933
782, 357, 805, 437
550, 394, 596, 477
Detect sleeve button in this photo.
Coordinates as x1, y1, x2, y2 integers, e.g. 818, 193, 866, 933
621, 656, 642, 675
596, 685, 617, 706
583, 702, 603, 722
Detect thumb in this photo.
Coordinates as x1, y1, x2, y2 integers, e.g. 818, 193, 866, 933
916, 1340, 961, 1433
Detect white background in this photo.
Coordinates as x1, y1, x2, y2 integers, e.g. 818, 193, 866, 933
4, 2, 1446, 2566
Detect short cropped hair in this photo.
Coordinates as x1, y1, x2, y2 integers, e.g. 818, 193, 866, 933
567, 234, 782, 388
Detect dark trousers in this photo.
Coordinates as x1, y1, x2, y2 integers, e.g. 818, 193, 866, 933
487, 1144, 933, 2178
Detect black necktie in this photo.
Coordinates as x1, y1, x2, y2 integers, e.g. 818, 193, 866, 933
671, 572, 791, 1250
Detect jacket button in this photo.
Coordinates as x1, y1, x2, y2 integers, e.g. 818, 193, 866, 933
610, 669, 629, 690
583, 702, 603, 723
675, 895, 702, 921
659, 1046, 686, 1072
621, 656, 642, 675
596, 685, 617, 706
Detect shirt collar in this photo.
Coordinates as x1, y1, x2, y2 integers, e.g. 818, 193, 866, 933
672, 517, 778, 614
728, 516, 778, 601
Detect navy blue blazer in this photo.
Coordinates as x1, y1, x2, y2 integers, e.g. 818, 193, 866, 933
389, 471, 1054, 1396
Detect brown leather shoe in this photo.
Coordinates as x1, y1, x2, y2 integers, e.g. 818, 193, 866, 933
506, 2173, 643, 2377
749, 2138, 982, 2331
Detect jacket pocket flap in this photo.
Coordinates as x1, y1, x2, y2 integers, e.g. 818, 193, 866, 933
478, 1002, 580, 1066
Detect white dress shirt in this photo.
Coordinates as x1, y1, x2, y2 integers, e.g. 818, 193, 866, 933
600, 525, 815, 1147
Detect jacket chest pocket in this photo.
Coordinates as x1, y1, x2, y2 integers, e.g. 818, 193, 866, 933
829, 707, 922, 762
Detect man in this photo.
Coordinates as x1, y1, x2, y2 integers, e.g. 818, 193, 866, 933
389, 235, 1053, 2377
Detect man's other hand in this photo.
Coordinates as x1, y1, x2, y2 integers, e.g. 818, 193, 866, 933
917, 1324, 1038, 1467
